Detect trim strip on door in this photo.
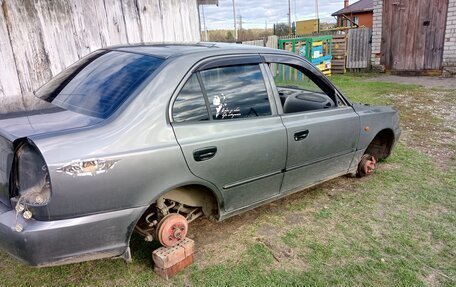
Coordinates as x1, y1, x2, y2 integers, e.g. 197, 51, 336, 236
285, 150, 354, 172
223, 170, 283, 189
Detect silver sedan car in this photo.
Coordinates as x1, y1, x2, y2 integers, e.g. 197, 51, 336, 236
0, 43, 400, 266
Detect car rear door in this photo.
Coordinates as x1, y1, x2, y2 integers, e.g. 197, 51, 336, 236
171, 56, 287, 212
262, 54, 359, 193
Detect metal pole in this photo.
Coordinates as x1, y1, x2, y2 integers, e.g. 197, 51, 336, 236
315, 0, 319, 20
197, 5, 202, 41
202, 5, 208, 41
288, 0, 291, 34
294, 0, 297, 23
233, 0, 237, 41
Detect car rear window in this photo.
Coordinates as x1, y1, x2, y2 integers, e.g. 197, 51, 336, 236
35, 50, 164, 118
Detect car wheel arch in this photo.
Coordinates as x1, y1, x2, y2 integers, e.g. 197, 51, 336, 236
365, 128, 395, 161
159, 184, 221, 220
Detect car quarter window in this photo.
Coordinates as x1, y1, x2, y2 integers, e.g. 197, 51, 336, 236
172, 74, 209, 123
200, 64, 272, 120
270, 63, 336, 114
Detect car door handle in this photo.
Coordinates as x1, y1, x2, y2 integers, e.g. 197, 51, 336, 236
193, 146, 217, 161
294, 130, 309, 141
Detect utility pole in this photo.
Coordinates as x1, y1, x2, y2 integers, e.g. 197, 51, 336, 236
288, 0, 291, 34
315, 0, 319, 20
232, 0, 237, 41
239, 13, 243, 41
294, 0, 297, 23
202, 5, 208, 41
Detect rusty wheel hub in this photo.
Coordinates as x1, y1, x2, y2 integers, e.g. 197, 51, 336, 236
359, 154, 377, 176
156, 213, 188, 247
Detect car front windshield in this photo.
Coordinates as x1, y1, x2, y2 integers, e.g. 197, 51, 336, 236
35, 50, 164, 118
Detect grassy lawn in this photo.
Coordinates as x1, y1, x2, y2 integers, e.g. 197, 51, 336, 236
1, 73, 455, 286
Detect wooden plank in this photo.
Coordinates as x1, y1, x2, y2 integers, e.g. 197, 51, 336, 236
381, 0, 392, 69
121, 0, 143, 43
433, 0, 448, 69
424, 0, 436, 70
424, 0, 448, 69
2, 0, 53, 94
395, 0, 409, 70
0, 0, 22, 112
103, 0, 128, 45
414, 0, 430, 70
33, 0, 81, 76
161, 0, 180, 42
70, 0, 105, 55
266, 35, 278, 49
332, 60, 346, 65
137, 0, 164, 42
178, 0, 198, 42
347, 28, 371, 69
403, 0, 419, 71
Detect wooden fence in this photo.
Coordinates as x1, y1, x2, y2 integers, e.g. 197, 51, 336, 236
242, 36, 278, 49
347, 28, 372, 70
331, 35, 347, 74
228, 29, 372, 75
0, 0, 200, 112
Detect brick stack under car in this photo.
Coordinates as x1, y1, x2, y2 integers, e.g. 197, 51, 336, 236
152, 238, 195, 280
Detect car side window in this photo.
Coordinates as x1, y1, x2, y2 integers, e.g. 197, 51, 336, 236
271, 63, 336, 114
200, 64, 271, 120
172, 74, 209, 123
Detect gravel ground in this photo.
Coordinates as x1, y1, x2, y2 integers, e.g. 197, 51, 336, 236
364, 75, 456, 90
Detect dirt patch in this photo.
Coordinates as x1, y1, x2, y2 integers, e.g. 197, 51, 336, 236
385, 90, 456, 168
364, 75, 456, 90
363, 75, 456, 168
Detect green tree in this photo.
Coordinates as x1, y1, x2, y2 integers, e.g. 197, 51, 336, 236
274, 23, 290, 36
225, 31, 234, 42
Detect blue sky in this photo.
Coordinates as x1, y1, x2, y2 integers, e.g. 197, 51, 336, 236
201, 0, 345, 30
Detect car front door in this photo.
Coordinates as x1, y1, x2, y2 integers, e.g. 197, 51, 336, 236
262, 54, 359, 193
171, 56, 287, 212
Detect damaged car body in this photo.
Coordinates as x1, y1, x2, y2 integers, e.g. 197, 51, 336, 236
0, 43, 400, 266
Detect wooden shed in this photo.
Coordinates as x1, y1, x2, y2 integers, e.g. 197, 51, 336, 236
371, 0, 456, 75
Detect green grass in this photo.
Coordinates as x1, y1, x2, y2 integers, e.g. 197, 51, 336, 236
1, 73, 454, 286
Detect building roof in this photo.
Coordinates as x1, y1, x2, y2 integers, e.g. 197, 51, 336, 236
331, 0, 373, 16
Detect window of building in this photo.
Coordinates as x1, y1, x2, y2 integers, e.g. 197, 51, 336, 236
352, 16, 359, 25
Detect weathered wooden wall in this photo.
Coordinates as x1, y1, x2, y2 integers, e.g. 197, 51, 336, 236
0, 0, 200, 112
381, 0, 448, 72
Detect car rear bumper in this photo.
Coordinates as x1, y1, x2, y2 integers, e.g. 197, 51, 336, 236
0, 203, 147, 266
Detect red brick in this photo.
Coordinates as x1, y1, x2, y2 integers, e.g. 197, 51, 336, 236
154, 254, 194, 280
152, 238, 195, 269
180, 238, 195, 257
153, 244, 185, 269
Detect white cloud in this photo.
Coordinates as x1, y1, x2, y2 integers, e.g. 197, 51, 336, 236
201, 0, 345, 30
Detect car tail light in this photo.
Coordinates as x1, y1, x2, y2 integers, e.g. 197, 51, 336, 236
10, 139, 51, 206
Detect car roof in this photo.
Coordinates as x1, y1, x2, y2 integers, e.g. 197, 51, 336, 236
106, 42, 288, 59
